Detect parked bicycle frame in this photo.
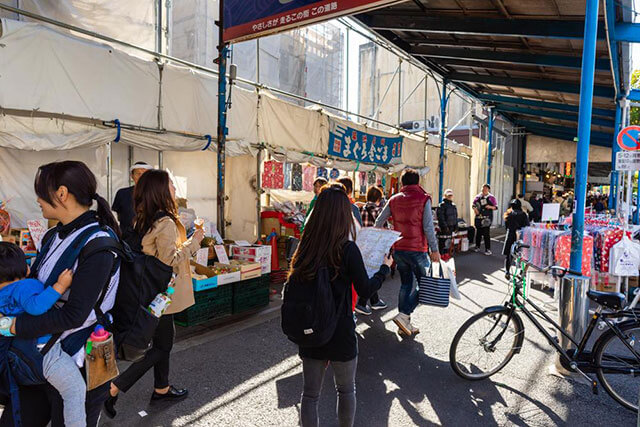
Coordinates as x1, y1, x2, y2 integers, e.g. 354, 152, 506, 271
449, 241, 640, 412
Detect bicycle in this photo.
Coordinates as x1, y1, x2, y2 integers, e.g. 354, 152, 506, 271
449, 241, 640, 412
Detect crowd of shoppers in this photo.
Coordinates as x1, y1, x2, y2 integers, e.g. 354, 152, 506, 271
0, 161, 208, 426
0, 159, 545, 427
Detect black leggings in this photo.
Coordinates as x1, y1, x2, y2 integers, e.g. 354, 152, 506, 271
114, 314, 175, 392
475, 226, 491, 251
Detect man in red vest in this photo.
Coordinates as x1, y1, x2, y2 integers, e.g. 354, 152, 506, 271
375, 169, 440, 336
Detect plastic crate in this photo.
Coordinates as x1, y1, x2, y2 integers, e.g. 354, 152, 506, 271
174, 284, 233, 327
232, 276, 270, 314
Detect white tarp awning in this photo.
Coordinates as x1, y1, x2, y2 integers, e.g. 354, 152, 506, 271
0, 18, 159, 128
161, 64, 259, 144
258, 91, 328, 154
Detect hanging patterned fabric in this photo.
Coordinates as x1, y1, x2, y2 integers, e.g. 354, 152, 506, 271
317, 168, 328, 179
368, 171, 376, 185
329, 168, 340, 180
359, 172, 367, 195
303, 165, 316, 192
262, 160, 284, 189
283, 163, 292, 190
291, 163, 303, 191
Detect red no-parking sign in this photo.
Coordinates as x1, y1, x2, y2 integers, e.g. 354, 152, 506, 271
617, 125, 640, 151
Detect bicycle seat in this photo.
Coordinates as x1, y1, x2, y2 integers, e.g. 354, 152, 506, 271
586, 290, 625, 310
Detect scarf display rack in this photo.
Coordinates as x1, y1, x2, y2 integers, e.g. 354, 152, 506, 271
520, 214, 634, 295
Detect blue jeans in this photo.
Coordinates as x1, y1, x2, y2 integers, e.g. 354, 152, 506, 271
393, 250, 430, 316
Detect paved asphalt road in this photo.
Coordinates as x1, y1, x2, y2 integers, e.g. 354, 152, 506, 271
100, 243, 638, 426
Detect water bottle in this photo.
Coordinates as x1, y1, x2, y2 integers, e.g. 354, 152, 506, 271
148, 287, 175, 317
85, 325, 118, 390
85, 324, 111, 358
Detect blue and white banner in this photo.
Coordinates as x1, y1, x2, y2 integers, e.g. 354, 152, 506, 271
327, 117, 403, 165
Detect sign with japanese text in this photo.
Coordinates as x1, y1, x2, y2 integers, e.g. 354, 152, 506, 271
223, 0, 402, 43
26, 219, 47, 251
327, 118, 403, 165
616, 151, 640, 171
617, 125, 640, 151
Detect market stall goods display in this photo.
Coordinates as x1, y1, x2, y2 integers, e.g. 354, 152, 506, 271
262, 160, 285, 189
302, 165, 316, 192
291, 163, 303, 191
284, 163, 292, 189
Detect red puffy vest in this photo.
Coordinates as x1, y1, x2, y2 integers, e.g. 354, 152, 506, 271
389, 185, 431, 252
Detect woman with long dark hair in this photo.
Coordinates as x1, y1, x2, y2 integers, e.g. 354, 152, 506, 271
290, 183, 391, 427
104, 169, 204, 418
0, 161, 121, 426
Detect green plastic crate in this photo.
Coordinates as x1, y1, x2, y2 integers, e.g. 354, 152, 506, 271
175, 284, 233, 327
232, 276, 270, 314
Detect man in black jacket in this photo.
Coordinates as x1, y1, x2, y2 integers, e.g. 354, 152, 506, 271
437, 189, 459, 254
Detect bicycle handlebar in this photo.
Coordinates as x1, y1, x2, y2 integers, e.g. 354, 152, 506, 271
510, 241, 582, 278
510, 241, 530, 256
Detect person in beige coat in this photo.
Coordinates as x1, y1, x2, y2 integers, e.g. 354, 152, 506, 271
104, 169, 204, 418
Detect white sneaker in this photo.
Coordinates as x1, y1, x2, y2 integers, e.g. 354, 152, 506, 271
393, 313, 412, 336
484, 250, 492, 256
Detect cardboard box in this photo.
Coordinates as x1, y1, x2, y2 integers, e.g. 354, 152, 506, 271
230, 260, 262, 280
190, 261, 241, 291
231, 245, 272, 274
593, 272, 618, 293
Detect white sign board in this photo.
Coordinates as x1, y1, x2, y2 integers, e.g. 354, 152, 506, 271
195, 248, 209, 266
616, 151, 640, 171
355, 228, 401, 278
214, 245, 230, 264
541, 203, 561, 222
26, 219, 48, 251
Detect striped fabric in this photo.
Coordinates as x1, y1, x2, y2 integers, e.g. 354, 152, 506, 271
418, 274, 450, 308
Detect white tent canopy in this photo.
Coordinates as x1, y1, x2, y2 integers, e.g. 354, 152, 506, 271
0, 17, 441, 240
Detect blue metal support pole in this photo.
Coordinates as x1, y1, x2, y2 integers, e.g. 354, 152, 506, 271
570, 0, 600, 274
438, 81, 448, 202
634, 171, 639, 225
522, 136, 527, 193
486, 108, 495, 185
216, 0, 228, 238
609, 101, 622, 210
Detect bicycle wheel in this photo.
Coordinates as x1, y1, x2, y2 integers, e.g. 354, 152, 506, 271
594, 322, 640, 412
450, 309, 524, 380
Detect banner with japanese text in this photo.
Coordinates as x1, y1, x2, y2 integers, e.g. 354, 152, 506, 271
327, 117, 403, 165
223, 0, 402, 43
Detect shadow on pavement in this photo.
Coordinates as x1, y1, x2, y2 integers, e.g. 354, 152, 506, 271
100, 318, 299, 427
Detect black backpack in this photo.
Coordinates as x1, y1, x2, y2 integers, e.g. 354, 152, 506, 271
79, 232, 173, 362
33, 225, 173, 363
281, 267, 346, 348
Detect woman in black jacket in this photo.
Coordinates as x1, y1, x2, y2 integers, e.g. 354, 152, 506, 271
503, 199, 530, 279
288, 183, 391, 427
0, 161, 121, 426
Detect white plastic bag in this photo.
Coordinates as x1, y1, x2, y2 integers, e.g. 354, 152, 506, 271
433, 259, 461, 300
609, 235, 640, 277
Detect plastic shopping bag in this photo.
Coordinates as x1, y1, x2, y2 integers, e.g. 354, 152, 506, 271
433, 259, 461, 300
609, 235, 640, 277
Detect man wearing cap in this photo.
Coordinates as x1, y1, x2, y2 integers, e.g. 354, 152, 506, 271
112, 161, 151, 239
437, 189, 459, 254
